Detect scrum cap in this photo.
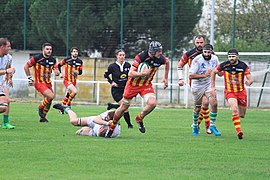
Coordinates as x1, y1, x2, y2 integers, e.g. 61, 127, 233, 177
149, 41, 162, 56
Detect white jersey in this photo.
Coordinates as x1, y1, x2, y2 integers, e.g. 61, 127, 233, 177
86, 110, 120, 138
0, 54, 12, 86
189, 54, 219, 90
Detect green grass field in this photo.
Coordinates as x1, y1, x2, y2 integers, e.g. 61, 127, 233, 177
0, 104, 269, 179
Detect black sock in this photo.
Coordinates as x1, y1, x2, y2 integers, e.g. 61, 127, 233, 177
107, 103, 120, 110
123, 112, 132, 126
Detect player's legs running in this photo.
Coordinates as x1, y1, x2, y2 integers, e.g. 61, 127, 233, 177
106, 101, 129, 138
62, 83, 77, 107
35, 83, 54, 122
228, 97, 245, 139
113, 88, 133, 128
136, 93, 157, 133
191, 89, 204, 136
201, 96, 211, 134
208, 93, 221, 136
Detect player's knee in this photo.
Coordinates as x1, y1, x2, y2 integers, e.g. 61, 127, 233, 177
122, 98, 131, 106
147, 100, 157, 109
47, 95, 54, 101
0, 103, 8, 113
194, 105, 201, 113
72, 89, 77, 95
232, 109, 239, 115
0, 107, 7, 113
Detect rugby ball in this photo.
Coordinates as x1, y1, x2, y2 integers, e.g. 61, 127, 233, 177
138, 62, 150, 73
138, 62, 150, 78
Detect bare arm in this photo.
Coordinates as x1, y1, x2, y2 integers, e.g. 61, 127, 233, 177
163, 58, 170, 89
24, 63, 31, 77
177, 61, 186, 86
245, 74, 253, 86
54, 68, 60, 76
92, 116, 110, 126
211, 68, 218, 88
24, 63, 34, 86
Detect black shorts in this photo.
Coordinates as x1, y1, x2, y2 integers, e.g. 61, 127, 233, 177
111, 87, 124, 102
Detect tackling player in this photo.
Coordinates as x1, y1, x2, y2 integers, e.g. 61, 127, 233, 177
53, 104, 120, 138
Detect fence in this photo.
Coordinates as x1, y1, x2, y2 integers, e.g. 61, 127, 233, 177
10, 77, 270, 108
2, 1, 269, 58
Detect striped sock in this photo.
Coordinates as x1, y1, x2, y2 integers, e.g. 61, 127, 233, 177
210, 111, 217, 126
232, 114, 241, 133
192, 112, 200, 126
201, 106, 210, 127
197, 112, 203, 126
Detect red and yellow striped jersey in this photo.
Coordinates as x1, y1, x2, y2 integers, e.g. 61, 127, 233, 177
180, 48, 203, 68
58, 57, 83, 83
27, 53, 57, 84
217, 60, 250, 92
128, 50, 167, 87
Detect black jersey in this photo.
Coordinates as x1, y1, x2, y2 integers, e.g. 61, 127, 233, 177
104, 61, 131, 88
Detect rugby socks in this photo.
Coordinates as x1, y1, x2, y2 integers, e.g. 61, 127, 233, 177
67, 93, 75, 106
43, 102, 52, 117
123, 112, 132, 127
3, 115, 9, 125
135, 113, 143, 123
110, 113, 121, 129
210, 111, 217, 126
232, 114, 241, 133
107, 103, 120, 110
39, 97, 49, 109
192, 112, 200, 126
62, 92, 69, 105
197, 112, 203, 126
201, 106, 210, 127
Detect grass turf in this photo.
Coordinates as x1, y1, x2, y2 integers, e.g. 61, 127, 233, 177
0, 104, 269, 179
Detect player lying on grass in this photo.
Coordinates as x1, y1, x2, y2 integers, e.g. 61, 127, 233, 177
53, 104, 120, 138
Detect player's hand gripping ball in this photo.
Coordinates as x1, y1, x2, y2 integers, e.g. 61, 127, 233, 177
138, 62, 150, 78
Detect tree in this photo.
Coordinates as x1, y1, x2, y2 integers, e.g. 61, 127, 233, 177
0, 0, 203, 57
214, 0, 270, 52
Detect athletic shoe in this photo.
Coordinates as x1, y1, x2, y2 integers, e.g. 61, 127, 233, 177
40, 118, 49, 123
2, 123, 15, 129
59, 110, 65, 114
107, 103, 112, 110
210, 126, 221, 136
237, 131, 243, 140
53, 104, 69, 113
206, 126, 212, 134
128, 125, 133, 129
192, 125, 199, 136
138, 122, 145, 133
38, 107, 45, 118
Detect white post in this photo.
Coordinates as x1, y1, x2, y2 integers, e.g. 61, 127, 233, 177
210, 0, 215, 47
96, 81, 100, 105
